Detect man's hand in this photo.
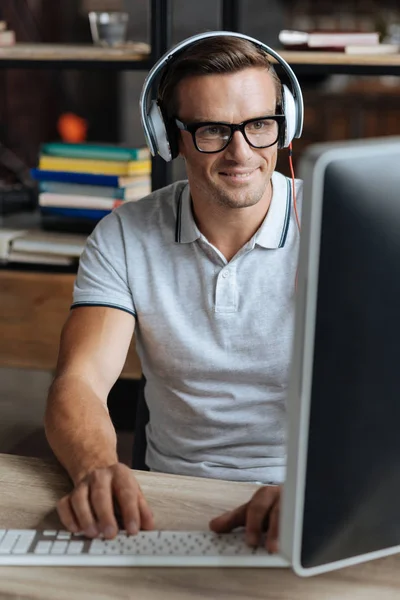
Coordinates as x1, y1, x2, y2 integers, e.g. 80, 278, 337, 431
57, 463, 154, 539
209, 485, 281, 553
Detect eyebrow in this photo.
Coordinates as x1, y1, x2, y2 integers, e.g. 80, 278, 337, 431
183, 111, 279, 124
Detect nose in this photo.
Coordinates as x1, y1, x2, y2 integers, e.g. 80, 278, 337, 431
224, 130, 254, 162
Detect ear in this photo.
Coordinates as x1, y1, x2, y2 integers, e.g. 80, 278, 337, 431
175, 125, 191, 160
165, 119, 180, 160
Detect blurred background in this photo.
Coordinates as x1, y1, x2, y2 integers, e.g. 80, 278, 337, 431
1, 0, 399, 183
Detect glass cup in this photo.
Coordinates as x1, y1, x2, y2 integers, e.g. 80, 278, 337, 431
88, 11, 129, 47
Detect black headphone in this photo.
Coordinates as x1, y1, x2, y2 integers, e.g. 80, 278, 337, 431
140, 31, 304, 162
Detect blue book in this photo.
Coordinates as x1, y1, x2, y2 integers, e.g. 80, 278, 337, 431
41, 142, 150, 162
40, 206, 111, 220
31, 168, 143, 188
39, 180, 122, 199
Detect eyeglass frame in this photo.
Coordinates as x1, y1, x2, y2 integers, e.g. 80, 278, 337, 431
174, 114, 286, 154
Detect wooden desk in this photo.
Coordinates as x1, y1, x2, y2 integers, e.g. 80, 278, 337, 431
1, 454, 400, 600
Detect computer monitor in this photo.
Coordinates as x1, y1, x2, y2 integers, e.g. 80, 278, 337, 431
281, 136, 400, 576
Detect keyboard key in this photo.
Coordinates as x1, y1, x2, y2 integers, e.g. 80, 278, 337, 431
0, 532, 19, 554
12, 531, 36, 554
56, 532, 71, 540
67, 541, 84, 554
34, 541, 52, 554
88, 540, 106, 555
51, 541, 68, 555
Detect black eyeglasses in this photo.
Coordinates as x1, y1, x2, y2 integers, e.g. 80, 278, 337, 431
175, 115, 285, 153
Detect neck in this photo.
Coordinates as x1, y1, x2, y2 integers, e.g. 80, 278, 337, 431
190, 181, 273, 262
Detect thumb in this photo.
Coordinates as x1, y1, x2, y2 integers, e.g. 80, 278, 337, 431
209, 502, 248, 533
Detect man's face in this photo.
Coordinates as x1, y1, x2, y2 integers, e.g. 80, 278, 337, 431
176, 67, 279, 210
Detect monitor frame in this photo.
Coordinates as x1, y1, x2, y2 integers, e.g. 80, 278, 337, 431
280, 136, 400, 576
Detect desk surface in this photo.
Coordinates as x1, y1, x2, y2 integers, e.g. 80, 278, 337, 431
1, 453, 400, 599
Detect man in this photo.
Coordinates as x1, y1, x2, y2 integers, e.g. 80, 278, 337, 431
44, 33, 302, 552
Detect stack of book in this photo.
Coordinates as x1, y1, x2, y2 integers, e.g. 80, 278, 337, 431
0, 229, 87, 267
31, 142, 151, 229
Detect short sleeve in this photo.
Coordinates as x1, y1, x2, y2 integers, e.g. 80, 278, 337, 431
72, 211, 136, 317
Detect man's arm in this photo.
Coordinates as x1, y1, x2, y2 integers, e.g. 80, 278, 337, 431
44, 306, 154, 538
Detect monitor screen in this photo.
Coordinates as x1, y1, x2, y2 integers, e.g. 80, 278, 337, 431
298, 137, 400, 570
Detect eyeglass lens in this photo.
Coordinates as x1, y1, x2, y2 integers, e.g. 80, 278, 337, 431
195, 118, 279, 151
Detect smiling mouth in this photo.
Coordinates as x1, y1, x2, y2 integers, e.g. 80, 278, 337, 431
219, 169, 258, 180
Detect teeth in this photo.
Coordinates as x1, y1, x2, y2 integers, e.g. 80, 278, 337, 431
224, 172, 252, 178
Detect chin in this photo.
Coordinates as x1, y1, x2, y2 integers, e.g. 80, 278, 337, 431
215, 185, 265, 209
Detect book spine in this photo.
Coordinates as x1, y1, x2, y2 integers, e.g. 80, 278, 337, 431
41, 142, 149, 161
39, 156, 151, 176
40, 207, 111, 220
123, 184, 151, 200
31, 168, 121, 187
39, 192, 123, 210
308, 32, 380, 47
39, 181, 121, 199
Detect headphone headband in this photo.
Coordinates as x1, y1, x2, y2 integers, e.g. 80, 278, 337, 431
140, 31, 304, 159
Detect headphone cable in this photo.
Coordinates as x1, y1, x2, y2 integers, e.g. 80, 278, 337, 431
288, 143, 301, 234
288, 143, 301, 292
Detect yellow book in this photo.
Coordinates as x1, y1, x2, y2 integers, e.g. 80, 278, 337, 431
39, 156, 151, 176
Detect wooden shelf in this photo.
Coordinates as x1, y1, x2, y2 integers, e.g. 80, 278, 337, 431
1, 44, 399, 73
279, 50, 400, 67
0, 270, 142, 378
275, 50, 400, 76
0, 42, 150, 61
0, 42, 153, 70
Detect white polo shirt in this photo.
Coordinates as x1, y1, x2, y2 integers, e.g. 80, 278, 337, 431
73, 171, 303, 484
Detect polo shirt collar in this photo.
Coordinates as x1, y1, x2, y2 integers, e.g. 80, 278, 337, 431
175, 172, 291, 248
175, 183, 201, 244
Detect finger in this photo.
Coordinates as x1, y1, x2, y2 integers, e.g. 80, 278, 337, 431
89, 475, 119, 539
209, 503, 248, 533
265, 502, 280, 554
138, 493, 155, 531
245, 487, 278, 547
112, 471, 141, 535
57, 495, 80, 533
69, 484, 98, 537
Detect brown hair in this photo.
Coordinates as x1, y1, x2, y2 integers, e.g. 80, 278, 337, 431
158, 36, 283, 120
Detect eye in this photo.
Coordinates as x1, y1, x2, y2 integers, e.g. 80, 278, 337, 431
251, 120, 266, 130
202, 125, 226, 136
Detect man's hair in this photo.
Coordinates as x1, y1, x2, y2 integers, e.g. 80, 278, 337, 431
158, 36, 283, 120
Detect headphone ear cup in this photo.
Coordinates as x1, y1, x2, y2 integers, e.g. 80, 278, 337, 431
148, 100, 172, 162
280, 84, 297, 148
160, 107, 180, 161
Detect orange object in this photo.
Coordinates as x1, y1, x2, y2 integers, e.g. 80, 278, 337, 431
57, 113, 88, 143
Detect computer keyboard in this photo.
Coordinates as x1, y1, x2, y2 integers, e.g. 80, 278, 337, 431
0, 529, 289, 567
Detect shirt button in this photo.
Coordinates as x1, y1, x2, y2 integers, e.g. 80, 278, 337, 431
222, 270, 230, 278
